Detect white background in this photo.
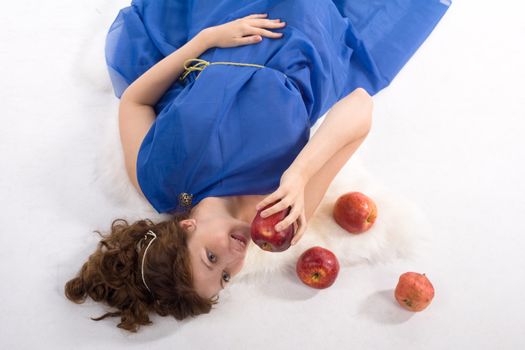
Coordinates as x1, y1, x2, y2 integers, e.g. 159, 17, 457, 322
1, 0, 524, 349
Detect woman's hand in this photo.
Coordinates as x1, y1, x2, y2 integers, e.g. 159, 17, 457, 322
255, 169, 308, 246
201, 13, 286, 49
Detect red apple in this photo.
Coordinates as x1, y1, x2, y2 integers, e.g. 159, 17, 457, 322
333, 191, 377, 234
251, 201, 294, 252
394, 272, 435, 312
296, 246, 340, 289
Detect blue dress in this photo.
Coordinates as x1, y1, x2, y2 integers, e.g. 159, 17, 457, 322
105, 0, 451, 214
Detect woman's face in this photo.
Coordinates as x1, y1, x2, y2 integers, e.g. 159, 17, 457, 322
182, 213, 252, 299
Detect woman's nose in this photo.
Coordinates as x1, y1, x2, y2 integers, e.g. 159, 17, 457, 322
230, 258, 245, 276
226, 250, 245, 270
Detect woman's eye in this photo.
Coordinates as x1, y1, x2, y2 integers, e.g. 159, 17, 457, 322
207, 251, 230, 283
222, 271, 231, 283
207, 251, 217, 263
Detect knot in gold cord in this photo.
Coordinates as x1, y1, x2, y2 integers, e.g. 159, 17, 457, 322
179, 58, 266, 81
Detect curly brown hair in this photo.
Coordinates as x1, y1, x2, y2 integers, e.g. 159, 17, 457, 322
64, 212, 218, 332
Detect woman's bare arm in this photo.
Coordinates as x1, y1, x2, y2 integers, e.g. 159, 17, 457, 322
290, 88, 373, 184
254, 88, 373, 244
120, 32, 211, 106
117, 33, 212, 193
120, 13, 286, 106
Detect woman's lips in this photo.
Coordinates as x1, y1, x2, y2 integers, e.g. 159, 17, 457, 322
231, 233, 248, 245
231, 234, 247, 252
232, 225, 252, 242
231, 233, 247, 245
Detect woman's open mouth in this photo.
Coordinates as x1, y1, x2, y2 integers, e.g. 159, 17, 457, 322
231, 233, 248, 250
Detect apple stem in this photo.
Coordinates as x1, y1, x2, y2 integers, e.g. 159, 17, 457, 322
261, 242, 273, 252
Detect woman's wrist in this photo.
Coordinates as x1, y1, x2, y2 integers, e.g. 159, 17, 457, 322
284, 164, 310, 187
195, 28, 215, 50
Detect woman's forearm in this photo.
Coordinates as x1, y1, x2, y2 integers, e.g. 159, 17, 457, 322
120, 30, 212, 106
289, 88, 373, 183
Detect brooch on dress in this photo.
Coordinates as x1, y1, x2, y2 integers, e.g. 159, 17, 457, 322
178, 192, 193, 208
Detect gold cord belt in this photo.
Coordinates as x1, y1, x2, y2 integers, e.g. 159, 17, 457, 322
179, 58, 266, 81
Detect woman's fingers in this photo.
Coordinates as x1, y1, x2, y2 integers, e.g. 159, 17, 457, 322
249, 18, 286, 28
260, 197, 291, 219
247, 19, 286, 38
237, 16, 286, 42
235, 35, 262, 45
275, 203, 301, 231
243, 13, 268, 19
255, 189, 283, 211
291, 212, 306, 245
251, 28, 284, 38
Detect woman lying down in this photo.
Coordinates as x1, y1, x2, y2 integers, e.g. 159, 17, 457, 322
64, 0, 449, 332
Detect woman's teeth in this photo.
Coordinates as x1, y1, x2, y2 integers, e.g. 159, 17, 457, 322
231, 235, 246, 246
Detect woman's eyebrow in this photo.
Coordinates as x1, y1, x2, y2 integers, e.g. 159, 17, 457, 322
200, 258, 224, 290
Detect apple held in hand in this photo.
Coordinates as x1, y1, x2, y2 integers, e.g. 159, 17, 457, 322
251, 201, 294, 252
296, 246, 340, 289
394, 272, 435, 312
333, 191, 377, 234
